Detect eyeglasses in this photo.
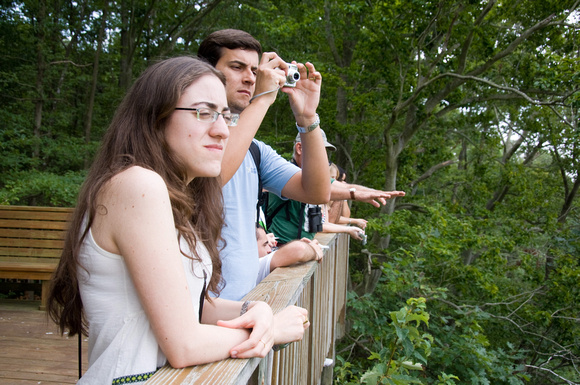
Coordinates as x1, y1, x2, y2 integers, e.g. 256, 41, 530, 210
174, 107, 240, 127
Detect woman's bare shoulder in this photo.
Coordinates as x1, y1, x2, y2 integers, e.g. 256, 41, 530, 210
114, 165, 164, 183
100, 166, 170, 208
92, 166, 174, 254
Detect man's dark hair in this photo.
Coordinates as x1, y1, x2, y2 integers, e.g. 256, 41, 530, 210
198, 29, 262, 66
255, 223, 267, 240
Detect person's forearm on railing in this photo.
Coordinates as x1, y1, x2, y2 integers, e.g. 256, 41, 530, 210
215, 301, 310, 359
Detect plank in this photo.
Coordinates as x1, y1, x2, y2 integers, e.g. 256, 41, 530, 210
0, 206, 73, 221
0, 228, 67, 240
0, 301, 89, 385
0, 249, 62, 259
0, 261, 57, 273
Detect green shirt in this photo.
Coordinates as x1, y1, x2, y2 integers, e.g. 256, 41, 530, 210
266, 192, 316, 244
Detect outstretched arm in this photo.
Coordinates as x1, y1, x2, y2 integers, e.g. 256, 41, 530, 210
322, 222, 365, 241
337, 216, 367, 229
330, 181, 406, 208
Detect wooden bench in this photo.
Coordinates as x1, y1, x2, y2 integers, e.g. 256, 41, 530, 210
0, 205, 73, 310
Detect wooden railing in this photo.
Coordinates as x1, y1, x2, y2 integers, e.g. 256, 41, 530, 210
146, 232, 349, 385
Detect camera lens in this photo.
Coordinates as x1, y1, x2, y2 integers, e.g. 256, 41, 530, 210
292, 72, 300, 81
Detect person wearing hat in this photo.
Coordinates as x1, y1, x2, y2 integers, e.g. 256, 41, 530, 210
263, 129, 336, 244
294, 129, 336, 152
266, 131, 406, 245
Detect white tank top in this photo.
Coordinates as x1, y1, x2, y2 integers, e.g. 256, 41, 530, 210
77, 228, 212, 384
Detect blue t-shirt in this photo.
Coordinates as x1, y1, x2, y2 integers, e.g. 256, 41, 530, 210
219, 139, 300, 300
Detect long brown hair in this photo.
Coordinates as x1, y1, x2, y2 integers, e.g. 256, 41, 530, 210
47, 56, 226, 337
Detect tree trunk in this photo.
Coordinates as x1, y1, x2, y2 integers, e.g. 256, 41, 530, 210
334, 82, 350, 170
486, 133, 541, 211
119, 0, 133, 90
84, 3, 108, 168
33, 0, 47, 160
558, 173, 580, 224
323, 2, 357, 175
53, 0, 88, 114
379, 133, 400, 249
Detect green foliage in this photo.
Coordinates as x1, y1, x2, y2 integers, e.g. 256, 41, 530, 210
0, 170, 85, 207
338, 202, 580, 384
359, 297, 434, 385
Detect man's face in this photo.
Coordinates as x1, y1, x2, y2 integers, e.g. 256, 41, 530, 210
214, 48, 260, 114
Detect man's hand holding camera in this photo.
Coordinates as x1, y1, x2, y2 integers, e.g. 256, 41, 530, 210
251, 54, 322, 130
282, 61, 322, 129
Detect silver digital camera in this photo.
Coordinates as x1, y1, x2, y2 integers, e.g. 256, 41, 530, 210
285, 63, 300, 87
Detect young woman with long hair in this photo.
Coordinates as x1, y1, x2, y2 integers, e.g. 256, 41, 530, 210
47, 56, 308, 384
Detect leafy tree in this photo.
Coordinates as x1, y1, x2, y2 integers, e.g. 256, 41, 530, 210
0, 1, 579, 383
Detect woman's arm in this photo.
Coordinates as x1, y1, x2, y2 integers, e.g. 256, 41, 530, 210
216, 303, 310, 358
203, 296, 309, 358
93, 167, 258, 367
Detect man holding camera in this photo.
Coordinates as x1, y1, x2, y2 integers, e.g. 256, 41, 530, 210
199, 29, 404, 300
198, 29, 331, 301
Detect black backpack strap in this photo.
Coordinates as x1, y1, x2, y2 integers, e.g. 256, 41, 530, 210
296, 203, 306, 239
265, 199, 305, 240
266, 198, 289, 229
248, 141, 264, 224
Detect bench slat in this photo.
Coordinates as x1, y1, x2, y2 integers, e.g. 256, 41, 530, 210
0, 271, 54, 280
0, 261, 57, 272
0, 205, 73, 212
0, 228, 67, 240
0, 246, 63, 257
0, 218, 70, 230
0, 205, 73, 216
0, 255, 61, 264
0, 238, 65, 249
0, 211, 72, 221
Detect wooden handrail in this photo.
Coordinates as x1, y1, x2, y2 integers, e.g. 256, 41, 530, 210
146, 232, 349, 385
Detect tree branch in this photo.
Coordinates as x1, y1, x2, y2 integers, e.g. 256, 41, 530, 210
457, 0, 495, 74
410, 160, 457, 188
525, 364, 579, 385
49, 60, 92, 68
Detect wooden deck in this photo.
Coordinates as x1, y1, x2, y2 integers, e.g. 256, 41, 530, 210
0, 299, 88, 384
